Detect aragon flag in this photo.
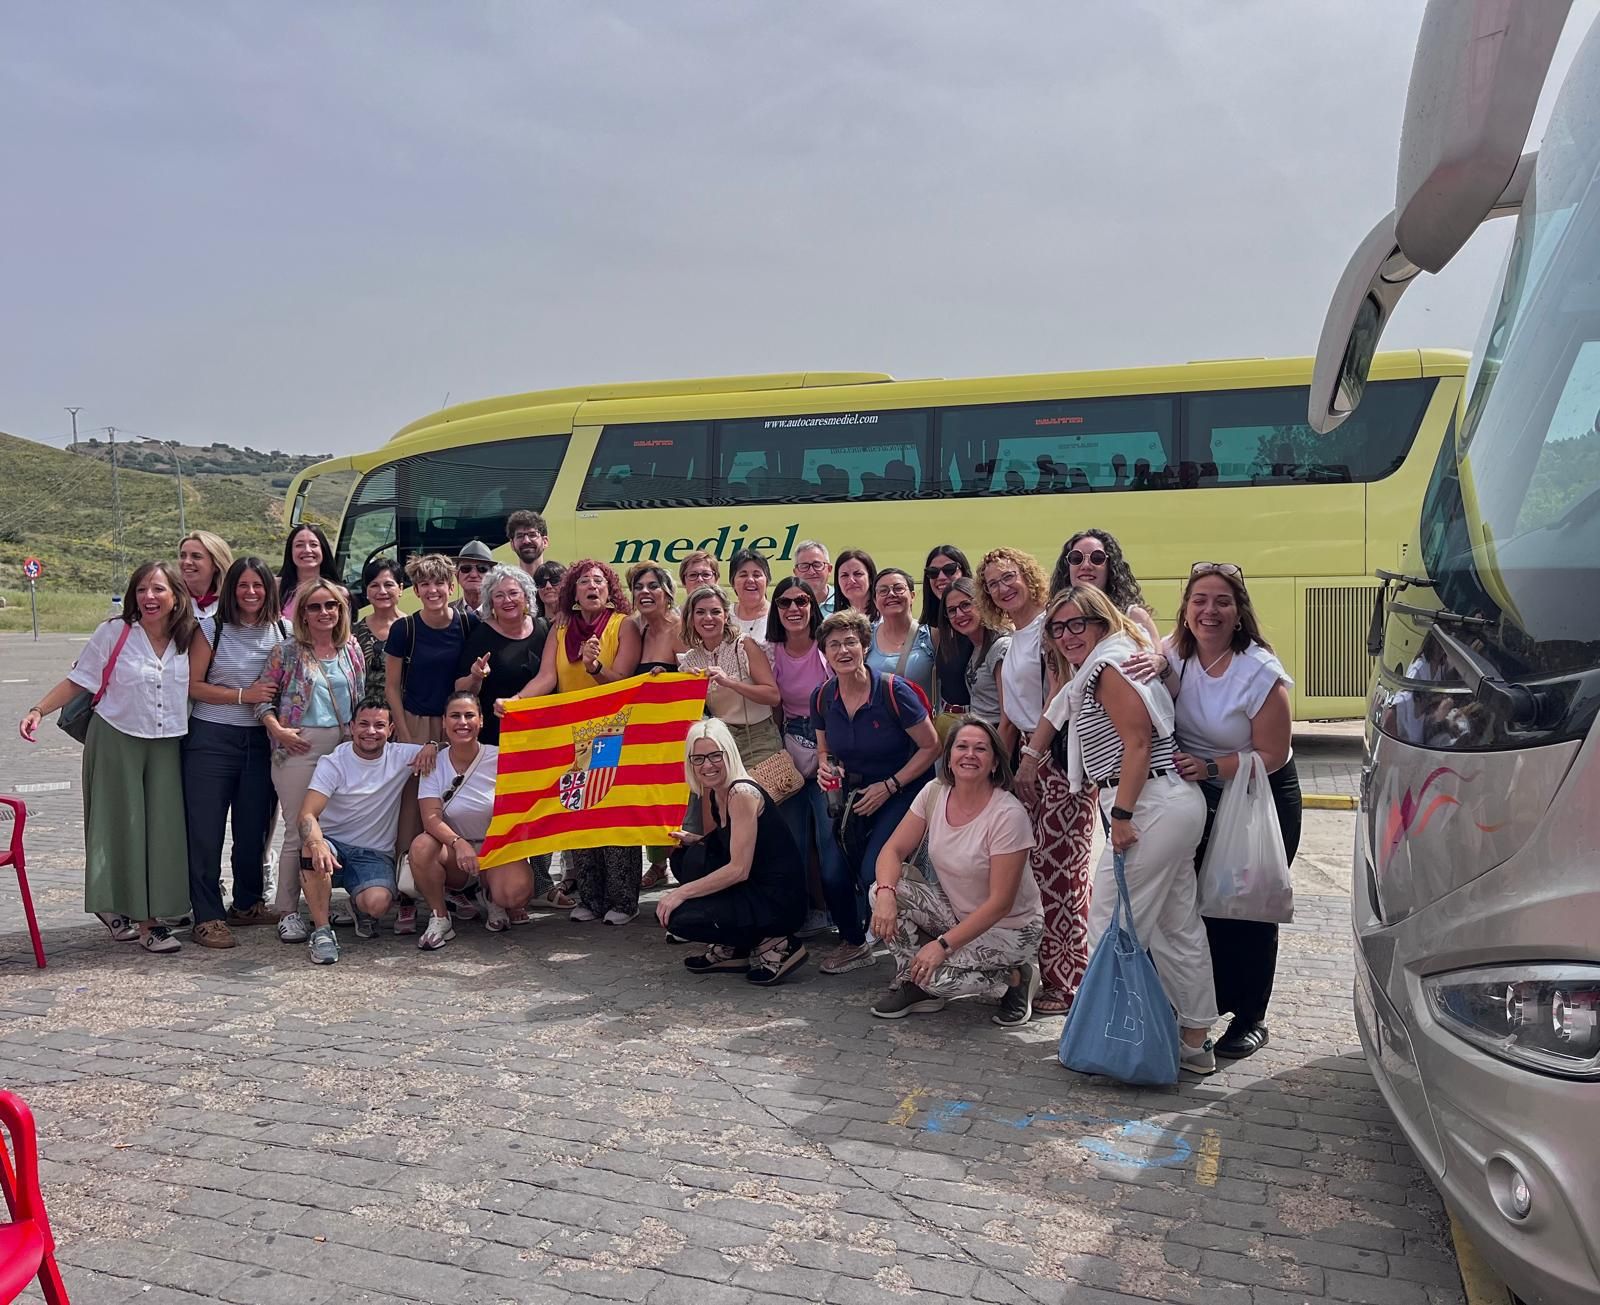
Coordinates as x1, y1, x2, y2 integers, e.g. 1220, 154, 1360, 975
479, 672, 709, 868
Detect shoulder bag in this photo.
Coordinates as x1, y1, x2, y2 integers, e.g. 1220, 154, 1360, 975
59, 623, 134, 744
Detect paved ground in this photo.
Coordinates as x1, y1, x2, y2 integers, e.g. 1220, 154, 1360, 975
0, 633, 1464, 1305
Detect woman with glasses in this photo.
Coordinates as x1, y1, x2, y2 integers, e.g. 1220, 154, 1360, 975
629, 562, 686, 890
1023, 585, 1219, 1074
678, 584, 783, 766
921, 545, 973, 723
532, 560, 566, 623
866, 568, 936, 706
1048, 530, 1158, 645
257, 580, 367, 942
940, 578, 1009, 730
1159, 562, 1299, 1061
729, 548, 772, 642
411, 691, 535, 947
659, 719, 809, 985
831, 549, 877, 620
811, 610, 940, 975
456, 566, 545, 746
678, 551, 721, 592
353, 558, 403, 700
979, 545, 1090, 1015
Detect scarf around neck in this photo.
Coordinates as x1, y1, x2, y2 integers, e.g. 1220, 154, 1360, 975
564, 607, 616, 668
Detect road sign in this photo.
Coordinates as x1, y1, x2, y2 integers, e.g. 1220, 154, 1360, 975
22, 557, 43, 580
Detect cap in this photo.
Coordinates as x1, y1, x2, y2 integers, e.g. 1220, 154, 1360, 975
457, 539, 494, 564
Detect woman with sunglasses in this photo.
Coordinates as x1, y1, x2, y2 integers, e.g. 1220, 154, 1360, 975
532, 560, 566, 623
831, 549, 877, 620
939, 578, 1009, 729
1022, 585, 1218, 1073
979, 546, 1092, 1015
629, 562, 686, 891
411, 691, 535, 946
1159, 562, 1299, 1061
1048, 530, 1158, 645
257, 580, 367, 942
866, 568, 936, 706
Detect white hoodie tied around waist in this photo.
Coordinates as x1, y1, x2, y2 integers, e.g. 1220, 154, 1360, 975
1042, 632, 1178, 794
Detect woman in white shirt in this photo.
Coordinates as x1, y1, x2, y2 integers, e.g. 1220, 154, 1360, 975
411, 691, 530, 948
1159, 562, 1300, 1061
868, 719, 1043, 1025
18, 561, 198, 953
728, 549, 772, 642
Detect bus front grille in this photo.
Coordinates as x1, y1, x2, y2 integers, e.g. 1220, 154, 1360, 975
1305, 585, 1378, 699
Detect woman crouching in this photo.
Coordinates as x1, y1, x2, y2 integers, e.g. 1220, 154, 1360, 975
868, 718, 1044, 1025
658, 719, 809, 985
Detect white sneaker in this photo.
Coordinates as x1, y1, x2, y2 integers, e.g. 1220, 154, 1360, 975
1181, 1039, 1218, 1076
569, 905, 599, 922
603, 909, 637, 926
483, 900, 510, 932
139, 926, 182, 955
277, 911, 309, 943
418, 914, 455, 951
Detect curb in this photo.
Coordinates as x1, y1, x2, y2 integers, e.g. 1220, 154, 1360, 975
1303, 793, 1358, 811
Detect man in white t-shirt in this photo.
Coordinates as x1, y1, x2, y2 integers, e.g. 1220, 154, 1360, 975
297, 697, 433, 965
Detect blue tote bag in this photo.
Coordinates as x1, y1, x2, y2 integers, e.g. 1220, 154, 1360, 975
1057, 850, 1181, 1086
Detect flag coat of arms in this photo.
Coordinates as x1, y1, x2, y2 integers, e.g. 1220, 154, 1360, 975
479, 672, 708, 868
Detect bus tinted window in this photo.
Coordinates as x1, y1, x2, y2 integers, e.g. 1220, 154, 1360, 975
716, 410, 931, 502
581, 423, 710, 509
1183, 378, 1436, 486
936, 396, 1177, 494
397, 436, 569, 558
335, 465, 398, 590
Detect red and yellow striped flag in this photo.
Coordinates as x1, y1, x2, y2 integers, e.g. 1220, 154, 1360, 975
479, 672, 709, 868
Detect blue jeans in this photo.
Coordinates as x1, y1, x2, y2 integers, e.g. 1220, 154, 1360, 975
324, 838, 398, 896
182, 718, 273, 923
817, 776, 927, 946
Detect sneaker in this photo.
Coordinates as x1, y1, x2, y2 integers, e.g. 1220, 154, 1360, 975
796, 908, 834, 940
483, 900, 510, 932
160, 914, 194, 929
871, 984, 947, 1019
353, 912, 379, 940
684, 944, 750, 974
393, 902, 418, 935
993, 961, 1041, 1027
569, 905, 599, 923
665, 931, 689, 944
446, 889, 480, 921
747, 938, 808, 986
603, 908, 637, 926
1215, 1019, 1270, 1060
95, 911, 139, 942
819, 939, 877, 975
418, 914, 455, 951
1181, 1039, 1218, 1076
277, 911, 309, 944
192, 920, 237, 950
330, 900, 355, 927
139, 926, 182, 955
307, 926, 339, 965
226, 902, 280, 927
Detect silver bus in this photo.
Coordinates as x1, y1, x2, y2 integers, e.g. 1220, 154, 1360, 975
1311, 3, 1600, 1300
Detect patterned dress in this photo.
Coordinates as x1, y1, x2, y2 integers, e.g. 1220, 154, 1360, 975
1024, 753, 1096, 1004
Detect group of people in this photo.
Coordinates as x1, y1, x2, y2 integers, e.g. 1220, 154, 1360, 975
17, 515, 1302, 1073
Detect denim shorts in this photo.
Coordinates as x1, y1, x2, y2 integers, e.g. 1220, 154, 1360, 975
324, 838, 397, 896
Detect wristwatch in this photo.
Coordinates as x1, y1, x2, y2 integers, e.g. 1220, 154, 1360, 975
1204, 758, 1219, 780
1110, 805, 1135, 821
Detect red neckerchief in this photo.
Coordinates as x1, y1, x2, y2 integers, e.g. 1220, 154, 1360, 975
563, 608, 616, 668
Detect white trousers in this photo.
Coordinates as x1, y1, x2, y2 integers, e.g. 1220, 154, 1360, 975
1089, 773, 1218, 1029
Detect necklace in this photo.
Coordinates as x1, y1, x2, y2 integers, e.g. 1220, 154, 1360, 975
1201, 648, 1233, 675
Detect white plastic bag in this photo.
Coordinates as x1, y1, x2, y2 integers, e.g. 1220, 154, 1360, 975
1197, 751, 1294, 923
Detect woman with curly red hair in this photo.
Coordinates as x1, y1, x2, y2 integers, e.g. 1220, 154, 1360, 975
502, 559, 644, 923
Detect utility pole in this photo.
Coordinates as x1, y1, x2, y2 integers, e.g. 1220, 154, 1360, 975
65, 406, 82, 450
107, 426, 126, 583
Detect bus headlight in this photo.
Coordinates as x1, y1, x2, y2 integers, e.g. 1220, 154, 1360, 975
1423, 965, 1600, 1078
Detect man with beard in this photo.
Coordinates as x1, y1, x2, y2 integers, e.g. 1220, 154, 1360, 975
506, 510, 553, 581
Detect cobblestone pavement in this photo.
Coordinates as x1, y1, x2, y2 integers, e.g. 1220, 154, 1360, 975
0, 635, 1464, 1305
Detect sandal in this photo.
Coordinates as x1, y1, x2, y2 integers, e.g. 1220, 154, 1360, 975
1033, 988, 1073, 1016
533, 886, 577, 910
639, 862, 668, 891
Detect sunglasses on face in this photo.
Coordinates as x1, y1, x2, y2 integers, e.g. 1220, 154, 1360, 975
1191, 561, 1244, 578
1046, 615, 1106, 639
776, 595, 812, 610
304, 601, 340, 614
926, 562, 962, 580
457, 563, 490, 575
688, 751, 725, 768
1067, 549, 1107, 567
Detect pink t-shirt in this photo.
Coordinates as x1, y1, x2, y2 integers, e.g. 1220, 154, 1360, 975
910, 784, 1042, 931
771, 640, 831, 720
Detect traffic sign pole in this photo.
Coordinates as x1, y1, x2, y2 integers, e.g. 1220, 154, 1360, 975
28, 579, 38, 641
20, 558, 44, 641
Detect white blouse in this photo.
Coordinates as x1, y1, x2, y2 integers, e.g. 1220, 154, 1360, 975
999, 612, 1049, 733
67, 620, 190, 739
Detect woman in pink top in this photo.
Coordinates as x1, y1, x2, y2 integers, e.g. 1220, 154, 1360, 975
868, 718, 1044, 1026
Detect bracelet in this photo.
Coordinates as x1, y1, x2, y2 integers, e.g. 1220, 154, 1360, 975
871, 883, 895, 900
236, 687, 244, 705
936, 935, 951, 952
1020, 745, 1042, 761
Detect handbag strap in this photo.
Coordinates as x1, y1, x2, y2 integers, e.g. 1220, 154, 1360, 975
893, 620, 919, 679
92, 623, 133, 707
1110, 849, 1142, 951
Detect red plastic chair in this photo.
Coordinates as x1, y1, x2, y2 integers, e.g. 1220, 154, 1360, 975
0, 1090, 69, 1303
0, 799, 45, 969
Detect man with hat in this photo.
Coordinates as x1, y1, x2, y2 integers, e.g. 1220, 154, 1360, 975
451, 540, 495, 618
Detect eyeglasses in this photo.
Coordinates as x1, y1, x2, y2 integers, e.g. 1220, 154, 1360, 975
875, 585, 910, 599
1046, 615, 1107, 638
303, 600, 339, 614
684, 570, 716, 584
1067, 549, 1107, 568
512, 531, 544, 542
983, 570, 1021, 594
457, 563, 490, 575
1190, 561, 1244, 578
824, 637, 862, 652
776, 595, 812, 610
688, 751, 725, 768
945, 599, 974, 619
926, 563, 962, 580
794, 560, 828, 574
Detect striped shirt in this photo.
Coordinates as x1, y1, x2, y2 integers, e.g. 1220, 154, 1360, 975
193, 618, 289, 728
1075, 664, 1178, 783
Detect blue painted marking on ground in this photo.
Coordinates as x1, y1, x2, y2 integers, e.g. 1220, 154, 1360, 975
918, 1099, 1194, 1168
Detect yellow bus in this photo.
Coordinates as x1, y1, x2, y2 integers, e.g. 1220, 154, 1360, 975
286, 350, 1467, 719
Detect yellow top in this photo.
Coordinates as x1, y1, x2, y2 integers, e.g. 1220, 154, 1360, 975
554, 613, 625, 694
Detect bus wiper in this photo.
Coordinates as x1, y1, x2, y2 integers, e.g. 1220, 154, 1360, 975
1417, 616, 1560, 730
1387, 600, 1492, 628
1367, 570, 1438, 655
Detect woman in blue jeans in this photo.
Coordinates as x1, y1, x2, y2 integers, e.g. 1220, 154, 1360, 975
183, 557, 289, 948
811, 609, 940, 976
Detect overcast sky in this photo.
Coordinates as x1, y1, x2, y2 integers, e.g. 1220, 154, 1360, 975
4, 2, 1596, 456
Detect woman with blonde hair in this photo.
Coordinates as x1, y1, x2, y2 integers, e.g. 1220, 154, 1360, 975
659, 718, 809, 984
178, 530, 234, 620
257, 579, 367, 942
677, 583, 782, 767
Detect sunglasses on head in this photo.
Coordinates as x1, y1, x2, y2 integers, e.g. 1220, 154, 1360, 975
1191, 561, 1244, 579
776, 594, 812, 610
1067, 549, 1107, 567
925, 562, 962, 579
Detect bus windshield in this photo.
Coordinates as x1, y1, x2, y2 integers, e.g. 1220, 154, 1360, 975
1414, 29, 1600, 729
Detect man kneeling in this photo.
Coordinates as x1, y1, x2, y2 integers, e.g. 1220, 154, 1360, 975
297, 696, 435, 964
